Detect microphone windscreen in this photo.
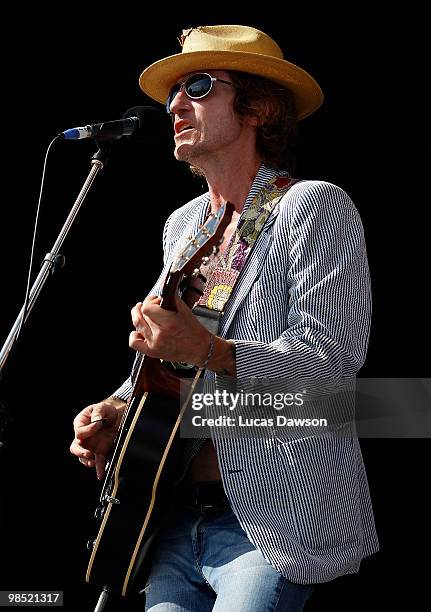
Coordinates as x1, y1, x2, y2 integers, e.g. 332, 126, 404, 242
122, 105, 169, 144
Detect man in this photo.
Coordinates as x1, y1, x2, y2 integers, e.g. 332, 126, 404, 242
70, 25, 379, 611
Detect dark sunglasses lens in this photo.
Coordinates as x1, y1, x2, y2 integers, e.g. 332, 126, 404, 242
186, 74, 212, 98
166, 83, 181, 111
166, 74, 212, 112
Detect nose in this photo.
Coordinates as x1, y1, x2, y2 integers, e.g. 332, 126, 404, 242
169, 85, 192, 115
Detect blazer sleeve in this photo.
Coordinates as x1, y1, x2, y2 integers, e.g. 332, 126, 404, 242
233, 181, 372, 382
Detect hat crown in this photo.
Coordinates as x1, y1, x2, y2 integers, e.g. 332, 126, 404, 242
140, 24, 323, 120
180, 25, 284, 60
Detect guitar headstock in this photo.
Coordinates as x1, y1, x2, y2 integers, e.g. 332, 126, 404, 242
161, 201, 234, 311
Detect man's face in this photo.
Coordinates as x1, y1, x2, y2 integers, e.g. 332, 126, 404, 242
168, 70, 246, 166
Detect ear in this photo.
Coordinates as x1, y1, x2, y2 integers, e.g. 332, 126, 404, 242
242, 114, 260, 129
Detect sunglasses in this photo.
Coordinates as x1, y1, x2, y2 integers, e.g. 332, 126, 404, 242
166, 72, 235, 114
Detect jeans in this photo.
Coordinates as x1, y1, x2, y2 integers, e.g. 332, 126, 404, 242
142, 505, 314, 611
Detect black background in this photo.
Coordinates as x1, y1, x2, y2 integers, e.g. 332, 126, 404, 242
0, 7, 428, 611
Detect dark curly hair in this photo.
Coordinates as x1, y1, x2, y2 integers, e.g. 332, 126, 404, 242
228, 71, 299, 173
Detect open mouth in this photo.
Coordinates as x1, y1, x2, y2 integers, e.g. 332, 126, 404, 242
175, 121, 194, 135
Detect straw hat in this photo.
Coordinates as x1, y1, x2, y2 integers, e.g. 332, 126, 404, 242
139, 25, 323, 120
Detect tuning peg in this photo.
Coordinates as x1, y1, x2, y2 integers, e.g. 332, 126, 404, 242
94, 506, 105, 520
201, 256, 210, 265
212, 245, 219, 254
191, 268, 200, 277
87, 539, 96, 551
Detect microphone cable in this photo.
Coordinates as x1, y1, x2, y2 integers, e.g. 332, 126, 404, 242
15, 134, 63, 344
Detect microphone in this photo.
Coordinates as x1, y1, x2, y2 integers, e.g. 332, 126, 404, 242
60, 106, 166, 144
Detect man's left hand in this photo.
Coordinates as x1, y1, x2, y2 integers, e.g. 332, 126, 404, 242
129, 295, 211, 367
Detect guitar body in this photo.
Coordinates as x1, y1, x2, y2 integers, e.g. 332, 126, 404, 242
85, 202, 234, 596
86, 360, 199, 595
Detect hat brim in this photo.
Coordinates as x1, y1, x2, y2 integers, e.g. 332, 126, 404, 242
139, 50, 323, 120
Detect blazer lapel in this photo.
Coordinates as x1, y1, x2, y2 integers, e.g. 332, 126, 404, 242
173, 195, 210, 254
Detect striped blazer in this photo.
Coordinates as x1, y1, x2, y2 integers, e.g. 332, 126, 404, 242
113, 165, 379, 584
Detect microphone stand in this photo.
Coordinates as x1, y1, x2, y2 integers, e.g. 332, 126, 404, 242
0, 141, 128, 612
0, 144, 111, 408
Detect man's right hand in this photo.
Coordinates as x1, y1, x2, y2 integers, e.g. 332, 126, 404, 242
70, 397, 127, 480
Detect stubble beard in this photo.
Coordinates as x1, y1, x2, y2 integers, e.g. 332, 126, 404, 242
174, 142, 207, 177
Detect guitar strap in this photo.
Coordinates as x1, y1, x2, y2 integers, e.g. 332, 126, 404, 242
192, 176, 299, 335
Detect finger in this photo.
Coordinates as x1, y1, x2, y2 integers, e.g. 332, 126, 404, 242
131, 302, 145, 327
79, 457, 94, 468
137, 317, 153, 338
129, 331, 153, 354
141, 300, 161, 319
75, 409, 111, 438
73, 405, 109, 433
73, 405, 94, 430
75, 419, 105, 440
175, 295, 192, 313
144, 295, 161, 304
141, 301, 177, 328
131, 304, 154, 340
95, 453, 106, 480
70, 438, 88, 456
148, 295, 162, 305
71, 439, 94, 461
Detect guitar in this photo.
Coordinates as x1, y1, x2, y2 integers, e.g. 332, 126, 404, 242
85, 201, 234, 598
